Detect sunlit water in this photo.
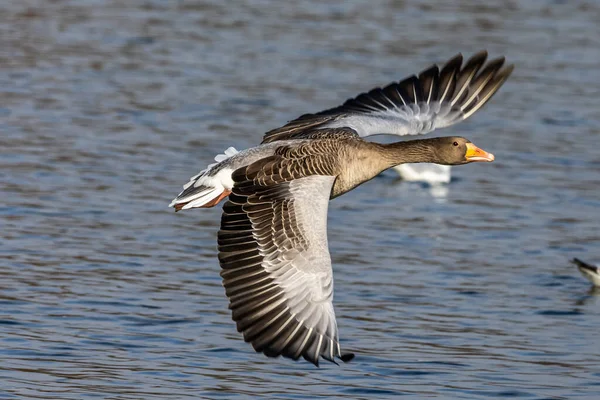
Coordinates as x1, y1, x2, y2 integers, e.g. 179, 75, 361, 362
2, 1, 600, 399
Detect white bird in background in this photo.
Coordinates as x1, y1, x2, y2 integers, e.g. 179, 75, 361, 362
393, 163, 452, 184
572, 258, 600, 287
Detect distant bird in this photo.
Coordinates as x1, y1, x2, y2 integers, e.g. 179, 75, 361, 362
572, 258, 600, 287
170, 51, 512, 366
393, 163, 452, 184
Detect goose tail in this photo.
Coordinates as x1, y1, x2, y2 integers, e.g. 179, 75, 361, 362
169, 147, 238, 210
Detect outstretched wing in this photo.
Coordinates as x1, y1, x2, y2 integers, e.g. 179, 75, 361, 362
262, 51, 513, 143
218, 150, 354, 366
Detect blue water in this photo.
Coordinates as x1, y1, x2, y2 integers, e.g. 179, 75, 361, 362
2, 1, 600, 399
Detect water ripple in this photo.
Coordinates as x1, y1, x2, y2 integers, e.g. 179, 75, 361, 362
2, 0, 600, 399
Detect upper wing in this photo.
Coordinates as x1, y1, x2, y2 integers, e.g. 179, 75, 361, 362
262, 51, 513, 144
218, 150, 354, 366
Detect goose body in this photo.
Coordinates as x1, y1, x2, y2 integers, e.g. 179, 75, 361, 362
572, 258, 600, 287
170, 51, 513, 365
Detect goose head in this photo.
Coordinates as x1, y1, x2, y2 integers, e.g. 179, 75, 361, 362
433, 137, 495, 165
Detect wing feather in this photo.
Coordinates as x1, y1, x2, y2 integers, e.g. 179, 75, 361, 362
218, 151, 354, 365
261, 51, 513, 143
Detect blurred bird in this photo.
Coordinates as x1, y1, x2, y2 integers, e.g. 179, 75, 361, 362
572, 258, 600, 287
393, 163, 452, 184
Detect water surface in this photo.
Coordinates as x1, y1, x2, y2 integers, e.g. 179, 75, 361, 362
2, 1, 600, 399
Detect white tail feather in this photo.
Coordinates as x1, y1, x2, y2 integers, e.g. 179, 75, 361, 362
214, 146, 238, 162
182, 147, 238, 190
178, 186, 224, 210
170, 147, 239, 210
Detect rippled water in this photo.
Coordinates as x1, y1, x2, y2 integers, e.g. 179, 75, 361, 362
2, 1, 600, 398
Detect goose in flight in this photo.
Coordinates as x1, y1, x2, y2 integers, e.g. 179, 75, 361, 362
170, 51, 513, 365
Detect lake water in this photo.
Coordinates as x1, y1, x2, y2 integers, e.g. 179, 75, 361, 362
2, 1, 600, 399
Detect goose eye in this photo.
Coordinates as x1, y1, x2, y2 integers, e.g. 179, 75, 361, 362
453, 141, 459, 146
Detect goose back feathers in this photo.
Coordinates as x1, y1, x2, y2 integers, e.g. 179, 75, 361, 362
170, 51, 512, 366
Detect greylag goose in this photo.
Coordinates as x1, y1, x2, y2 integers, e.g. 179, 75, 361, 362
572, 258, 600, 287
170, 51, 513, 365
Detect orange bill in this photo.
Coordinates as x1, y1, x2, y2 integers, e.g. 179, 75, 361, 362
465, 143, 495, 162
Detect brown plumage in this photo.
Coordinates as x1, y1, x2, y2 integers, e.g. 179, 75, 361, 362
217, 134, 493, 365
170, 51, 512, 366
